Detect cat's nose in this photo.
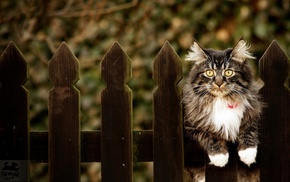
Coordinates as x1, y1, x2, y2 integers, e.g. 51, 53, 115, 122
215, 80, 223, 87
215, 77, 224, 87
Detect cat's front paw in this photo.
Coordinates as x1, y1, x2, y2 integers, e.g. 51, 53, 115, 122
238, 146, 257, 167
208, 153, 229, 167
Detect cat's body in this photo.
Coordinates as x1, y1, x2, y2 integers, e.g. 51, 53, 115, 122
183, 40, 263, 172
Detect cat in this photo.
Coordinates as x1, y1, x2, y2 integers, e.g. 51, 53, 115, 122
183, 39, 263, 172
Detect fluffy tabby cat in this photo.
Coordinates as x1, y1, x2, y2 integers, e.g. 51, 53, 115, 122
183, 39, 263, 170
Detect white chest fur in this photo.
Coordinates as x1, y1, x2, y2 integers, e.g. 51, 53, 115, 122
210, 98, 246, 140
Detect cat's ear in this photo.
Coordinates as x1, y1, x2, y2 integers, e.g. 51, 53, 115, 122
230, 39, 255, 63
185, 42, 208, 64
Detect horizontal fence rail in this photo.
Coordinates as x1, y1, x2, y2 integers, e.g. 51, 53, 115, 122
0, 40, 289, 182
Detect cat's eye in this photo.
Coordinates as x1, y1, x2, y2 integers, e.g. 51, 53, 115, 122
224, 69, 234, 77
205, 70, 214, 77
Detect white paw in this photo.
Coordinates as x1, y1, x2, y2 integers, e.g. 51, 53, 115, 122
208, 153, 229, 167
238, 146, 257, 166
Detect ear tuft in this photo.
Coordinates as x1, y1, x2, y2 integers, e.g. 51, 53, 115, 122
185, 42, 207, 64
231, 39, 255, 63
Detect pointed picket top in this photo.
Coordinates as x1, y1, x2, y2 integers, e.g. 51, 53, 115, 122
258, 40, 290, 181
259, 40, 290, 87
153, 41, 182, 87
0, 41, 28, 125
101, 41, 132, 87
152, 41, 184, 181
0, 41, 28, 85
0, 42, 29, 181
48, 42, 80, 181
48, 42, 79, 87
100, 41, 133, 181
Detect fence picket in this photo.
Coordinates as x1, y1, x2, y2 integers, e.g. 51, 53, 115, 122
259, 40, 290, 182
153, 41, 184, 181
101, 42, 133, 182
205, 143, 238, 181
48, 42, 80, 181
0, 40, 289, 181
0, 42, 29, 181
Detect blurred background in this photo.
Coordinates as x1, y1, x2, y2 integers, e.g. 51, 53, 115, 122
1, 0, 289, 181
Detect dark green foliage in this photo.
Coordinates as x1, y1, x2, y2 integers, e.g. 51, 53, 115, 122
1, 0, 289, 181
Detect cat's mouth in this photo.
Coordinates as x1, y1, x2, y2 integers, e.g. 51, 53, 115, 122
210, 82, 229, 96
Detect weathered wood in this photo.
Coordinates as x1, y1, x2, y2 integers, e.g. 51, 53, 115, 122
101, 42, 133, 182
184, 139, 205, 165
0, 42, 29, 181
81, 131, 101, 162
30, 131, 203, 163
30, 131, 48, 163
206, 143, 238, 182
3, 40, 289, 181
153, 41, 184, 181
48, 42, 80, 182
30, 131, 101, 163
259, 40, 290, 182
133, 130, 153, 162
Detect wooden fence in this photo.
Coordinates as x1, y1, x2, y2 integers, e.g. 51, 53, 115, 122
0, 40, 289, 182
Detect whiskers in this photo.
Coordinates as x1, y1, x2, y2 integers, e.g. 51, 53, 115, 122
182, 82, 259, 111
193, 84, 210, 95
182, 84, 214, 122
227, 87, 244, 98
226, 86, 258, 109
182, 84, 210, 102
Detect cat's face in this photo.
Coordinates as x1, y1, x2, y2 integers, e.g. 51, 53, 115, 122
186, 40, 255, 98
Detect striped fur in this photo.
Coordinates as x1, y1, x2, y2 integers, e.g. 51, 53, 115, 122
183, 39, 263, 167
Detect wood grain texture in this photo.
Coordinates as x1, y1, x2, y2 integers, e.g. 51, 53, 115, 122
101, 42, 133, 182
2, 40, 289, 181
259, 40, 290, 182
205, 143, 238, 182
30, 131, 203, 164
48, 42, 80, 182
153, 41, 184, 182
0, 42, 29, 181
